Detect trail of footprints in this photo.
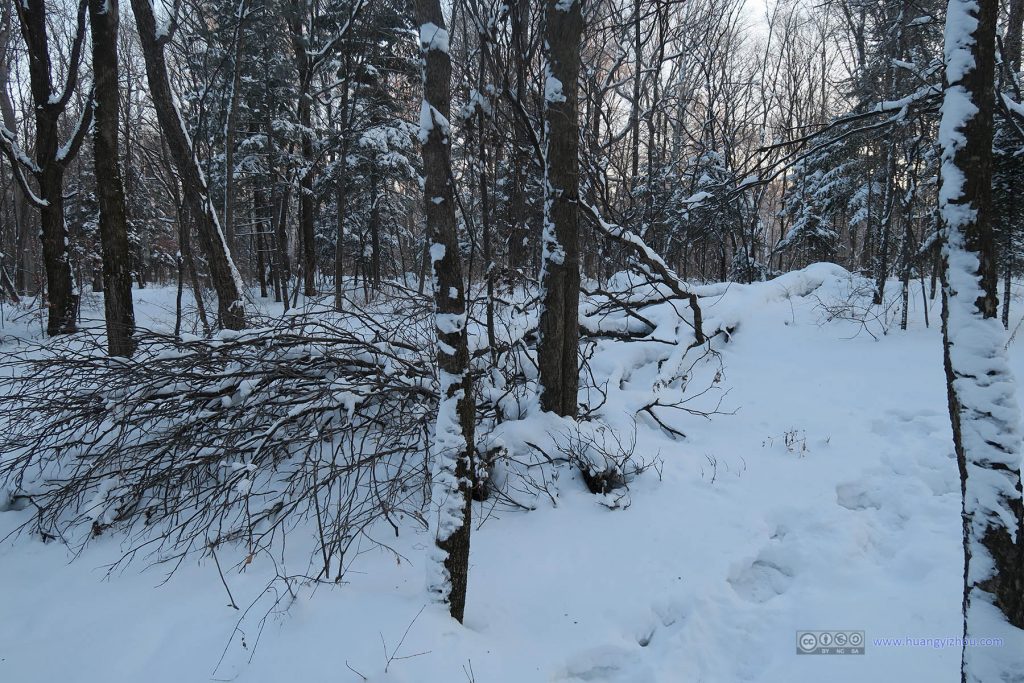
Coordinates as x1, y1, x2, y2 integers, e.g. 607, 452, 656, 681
558, 408, 958, 680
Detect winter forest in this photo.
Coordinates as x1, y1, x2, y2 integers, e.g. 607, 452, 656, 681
1, 0, 1024, 679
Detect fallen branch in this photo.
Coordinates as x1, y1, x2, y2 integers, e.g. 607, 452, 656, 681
582, 202, 705, 345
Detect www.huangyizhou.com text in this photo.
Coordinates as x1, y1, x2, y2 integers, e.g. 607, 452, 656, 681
872, 637, 1004, 649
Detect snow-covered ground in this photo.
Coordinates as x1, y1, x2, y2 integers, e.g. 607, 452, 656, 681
2, 268, 1022, 682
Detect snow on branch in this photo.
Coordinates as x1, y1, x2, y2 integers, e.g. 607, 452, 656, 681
581, 202, 705, 345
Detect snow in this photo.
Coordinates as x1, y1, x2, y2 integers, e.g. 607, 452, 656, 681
2, 274, 1024, 681
429, 243, 446, 264
681, 190, 711, 204
545, 74, 565, 104
419, 23, 450, 54
426, 366, 468, 601
418, 101, 450, 145
943, 0, 978, 84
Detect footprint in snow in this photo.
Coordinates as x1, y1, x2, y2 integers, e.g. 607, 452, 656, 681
557, 646, 655, 682
727, 540, 795, 604
728, 558, 794, 603
835, 481, 884, 512
627, 596, 691, 649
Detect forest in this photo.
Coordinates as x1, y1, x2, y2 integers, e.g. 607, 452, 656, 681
0, 0, 1022, 680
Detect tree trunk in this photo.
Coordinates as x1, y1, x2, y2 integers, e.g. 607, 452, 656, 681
0, 14, 30, 296
89, 0, 136, 357
274, 180, 292, 311
288, 5, 317, 298
222, 0, 247, 256
13, 0, 91, 336
415, 0, 474, 624
507, 0, 529, 271
129, 0, 246, 330
334, 61, 350, 311
629, 0, 641, 196
537, 0, 583, 418
938, 0, 1024, 678
250, 190, 267, 298
1007, 0, 1024, 72
298, 93, 316, 297
369, 170, 381, 290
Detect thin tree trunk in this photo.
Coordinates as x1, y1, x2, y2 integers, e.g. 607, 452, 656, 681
629, 0, 641, 195
334, 61, 350, 311
479, 106, 496, 363
222, 0, 247, 256
1002, 258, 1011, 328
415, 0, 474, 624
174, 250, 183, 337
507, 0, 529, 271
255, 198, 268, 299
288, 6, 317, 298
369, 170, 381, 290
274, 181, 292, 312
0, 12, 29, 297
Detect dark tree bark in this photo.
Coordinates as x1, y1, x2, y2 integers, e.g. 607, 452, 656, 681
368, 171, 381, 290
129, 0, 246, 330
273, 178, 292, 312
222, 0, 247, 256
288, 2, 317, 298
415, 0, 474, 624
334, 57, 351, 311
0, 8, 30, 296
1007, 0, 1024, 72
254, 193, 268, 298
6, 0, 93, 336
0, 255, 17, 302
507, 0, 530, 271
537, 0, 583, 417
88, 0, 135, 357
938, 0, 1024, 678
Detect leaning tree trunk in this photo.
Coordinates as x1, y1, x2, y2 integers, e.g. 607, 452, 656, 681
88, 0, 135, 357
537, 0, 583, 417
129, 0, 246, 330
939, 0, 1024, 678
415, 0, 475, 624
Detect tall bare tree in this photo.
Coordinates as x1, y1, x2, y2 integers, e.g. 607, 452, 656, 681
129, 0, 247, 330
89, 0, 135, 356
0, 6, 31, 296
415, 0, 474, 623
3, 0, 93, 335
939, 0, 1024, 677
537, 0, 583, 418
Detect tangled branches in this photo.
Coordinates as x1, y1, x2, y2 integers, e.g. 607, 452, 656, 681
0, 303, 437, 581
0, 264, 729, 587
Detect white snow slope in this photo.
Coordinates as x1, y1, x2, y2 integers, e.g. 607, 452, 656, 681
2, 265, 1023, 682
